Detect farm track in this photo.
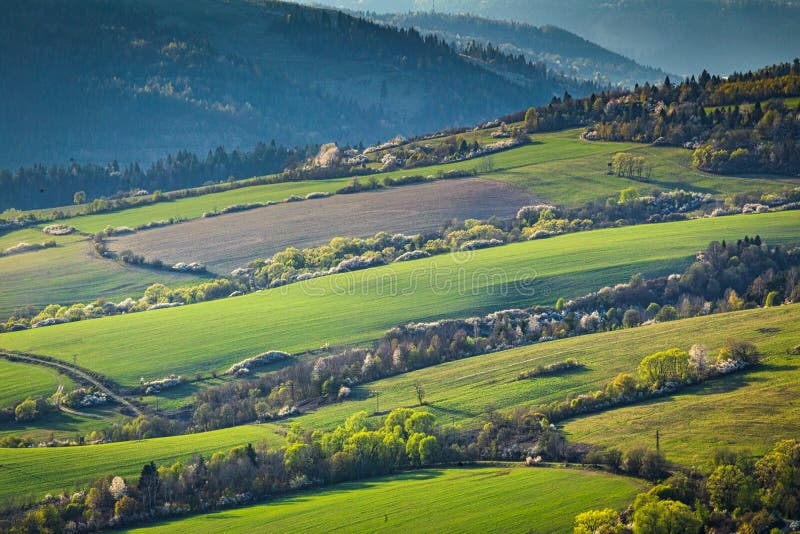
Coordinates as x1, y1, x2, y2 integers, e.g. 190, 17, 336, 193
0, 352, 142, 416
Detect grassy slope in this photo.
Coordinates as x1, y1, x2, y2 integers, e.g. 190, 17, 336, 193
123, 467, 644, 534
0, 359, 70, 408
0, 424, 281, 505
2, 305, 796, 503
1, 211, 797, 385
17, 129, 799, 237
0, 239, 205, 318
289, 305, 800, 436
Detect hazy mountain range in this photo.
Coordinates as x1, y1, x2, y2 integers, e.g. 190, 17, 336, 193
300, 0, 800, 75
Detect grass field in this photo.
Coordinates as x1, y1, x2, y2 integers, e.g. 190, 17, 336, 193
0, 406, 121, 443
0, 424, 282, 504
0, 239, 205, 318
2, 305, 795, 503
1, 211, 797, 386
288, 305, 800, 438
108, 178, 537, 274
17, 129, 798, 241
0, 359, 70, 408
563, 350, 800, 469
123, 466, 644, 534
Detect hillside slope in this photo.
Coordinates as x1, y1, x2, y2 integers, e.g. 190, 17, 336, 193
0, 0, 592, 168
300, 0, 800, 75
373, 12, 668, 87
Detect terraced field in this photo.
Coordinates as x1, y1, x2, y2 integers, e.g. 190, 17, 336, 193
123, 466, 644, 534
1, 211, 797, 386
108, 178, 538, 274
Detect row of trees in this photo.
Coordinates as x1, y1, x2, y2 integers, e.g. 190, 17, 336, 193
576, 439, 800, 533
3, 408, 455, 531
0, 142, 310, 211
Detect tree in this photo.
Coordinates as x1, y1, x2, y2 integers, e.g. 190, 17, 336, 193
73, 191, 86, 205
654, 305, 678, 322
418, 435, 440, 465
632, 499, 701, 534
574, 508, 622, 534
109, 476, 127, 500
114, 495, 138, 518
14, 398, 38, 421
706, 464, 753, 513
138, 461, 160, 510
764, 291, 780, 307
413, 381, 426, 406
645, 302, 661, 320
622, 308, 642, 328
638, 348, 689, 387
524, 107, 539, 132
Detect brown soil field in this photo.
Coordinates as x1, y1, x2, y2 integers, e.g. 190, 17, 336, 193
109, 178, 537, 273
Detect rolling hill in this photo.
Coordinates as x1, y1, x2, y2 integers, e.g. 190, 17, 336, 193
1, 210, 797, 386
372, 12, 669, 87
0, 0, 595, 169
301, 0, 800, 75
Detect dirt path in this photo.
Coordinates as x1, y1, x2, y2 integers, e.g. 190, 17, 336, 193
2, 352, 143, 416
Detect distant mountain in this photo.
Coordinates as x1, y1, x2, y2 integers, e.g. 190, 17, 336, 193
0, 0, 597, 168
371, 12, 669, 87
300, 0, 800, 76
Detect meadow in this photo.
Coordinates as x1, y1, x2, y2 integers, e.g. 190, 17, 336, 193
286, 304, 800, 445
563, 350, 800, 470
0, 238, 205, 318
1, 211, 797, 387
122, 466, 644, 534
0, 424, 281, 505
16, 129, 798, 240
0, 358, 70, 408
1, 305, 796, 503
108, 178, 537, 274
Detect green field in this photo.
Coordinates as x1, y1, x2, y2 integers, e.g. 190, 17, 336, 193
288, 305, 800, 438
0, 424, 281, 504
123, 466, 644, 534
0, 359, 69, 408
1, 211, 797, 386
0, 238, 205, 318
564, 349, 800, 469
16, 129, 799, 239
2, 304, 796, 503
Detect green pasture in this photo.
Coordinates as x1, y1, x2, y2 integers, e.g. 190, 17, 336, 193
1, 211, 797, 387
123, 466, 643, 534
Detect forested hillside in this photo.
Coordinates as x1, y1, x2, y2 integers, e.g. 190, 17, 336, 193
372, 12, 668, 87
0, 0, 594, 171
299, 0, 800, 75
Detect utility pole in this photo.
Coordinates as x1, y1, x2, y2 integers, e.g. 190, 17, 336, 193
372, 390, 381, 413
656, 429, 660, 453
72, 354, 77, 367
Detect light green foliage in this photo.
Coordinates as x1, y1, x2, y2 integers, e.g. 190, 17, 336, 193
632, 499, 701, 534
2, 211, 795, 386
637, 348, 690, 387
122, 467, 642, 534
574, 508, 622, 534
